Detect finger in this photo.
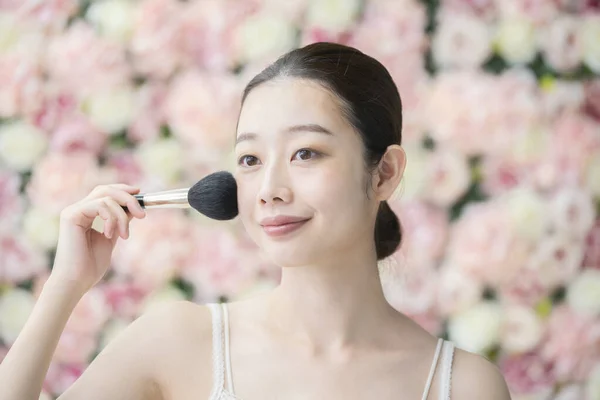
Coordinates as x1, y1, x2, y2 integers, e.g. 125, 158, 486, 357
103, 198, 130, 239
87, 184, 140, 201
75, 199, 113, 237
88, 187, 145, 218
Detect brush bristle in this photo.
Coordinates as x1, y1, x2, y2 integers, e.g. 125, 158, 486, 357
187, 171, 238, 220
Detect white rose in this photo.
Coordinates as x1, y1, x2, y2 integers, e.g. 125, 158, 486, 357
548, 187, 595, 239
0, 288, 36, 345
495, 17, 537, 65
306, 0, 361, 32
554, 384, 585, 400
135, 138, 185, 185
84, 87, 136, 134
448, 301, 503, 354
585, 153, 600, 197
432, 12, 492, 69
234, 13, 297, 64
500, 305, 543, 354
39, 391, 53, 400
566, 269, 600, 316
85, 0, 136, 43
23, 207, 60, 250
504, 187, 549, 241
0, 120, 47, 172
141, 284, 187, 314
581, 15, 600, 74
99, 317, 130, 349
586, 363, 600, 400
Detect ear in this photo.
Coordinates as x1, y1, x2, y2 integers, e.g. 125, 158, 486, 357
371, 145, 406, 201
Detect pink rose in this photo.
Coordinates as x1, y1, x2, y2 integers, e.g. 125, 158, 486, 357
499, 352, 556, 397
44, 362, 84, 397
0, 229, 48, 285
129, 0, 183, 79
180, 226, 258, 302
112, 210, 196, 291
497, 267, 550, 307
540, 305, 600, 382
533, 112, 600, 190
0, 345, 8, 363
45, 22, 130, 98
49, 113, 107, 156
481, 156, 533, 196
26, 151, 106, 214
405, 310, 443, 336
540, 15, 583, 73
441, 0, 497, 20
0, 171, 24, 229
583, 219, 600, 269
13, 0, 79, 32
64, 288, 110, 335
99, 279, 150, 318
436, 263, 484, 316
381, 262, 439, 316
0, 54, 44, 119
178, 0, 252, 72
53, 330, 97, 365
389, 200, 449, 266
102, 151, 146, 187
422, 147, 471, 208
165, 70, 241, 159
432, 9, 492, 69
583, 79, 600, 122
31, 87, 79, 133
446, 200, 530, 286
540, 79, 585, 119
546, 185, 595, 240
127, 83, 168, 144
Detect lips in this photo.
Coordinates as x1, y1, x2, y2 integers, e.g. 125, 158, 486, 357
259, 215, 310, 227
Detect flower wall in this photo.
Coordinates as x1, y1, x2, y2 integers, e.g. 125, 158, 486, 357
0, 0, 599, 399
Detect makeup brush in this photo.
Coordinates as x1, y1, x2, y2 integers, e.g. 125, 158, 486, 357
122, 171, 238, 220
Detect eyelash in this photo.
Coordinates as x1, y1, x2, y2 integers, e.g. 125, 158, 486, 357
237, 148, 321, 167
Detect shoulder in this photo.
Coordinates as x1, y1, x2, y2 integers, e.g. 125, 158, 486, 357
450, 346, 512, 400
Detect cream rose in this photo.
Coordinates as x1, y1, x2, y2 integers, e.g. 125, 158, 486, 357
566, 269, 600, 316
99, 317, 130, 349
500, 305, 543, 354
134, 138, 185, 186
586, 363, 600, 400
85, 0, 136, 43
0, 288, 36, 345
0, 120, 48, 172
494, 17, 537, 65
233, 12, 297, 65
581, 15, 600, 74
504, 187, 549, 241
448, 301, 503, 354
586, 152, 600, 197
84, 86, 136, 134
140, 284, 187, 314
23, 207, 60, 250
306, 0, 361, 32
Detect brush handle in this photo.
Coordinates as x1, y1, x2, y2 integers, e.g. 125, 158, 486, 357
120, 189, 190, 211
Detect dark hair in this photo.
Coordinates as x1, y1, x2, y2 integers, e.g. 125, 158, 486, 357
240, 42, 403, 261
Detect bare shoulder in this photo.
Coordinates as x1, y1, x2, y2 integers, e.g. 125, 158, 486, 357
58, 300, 214, 400
451, 347, 512, 400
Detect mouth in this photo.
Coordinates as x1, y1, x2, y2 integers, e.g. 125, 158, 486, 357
260, 218, 311, 237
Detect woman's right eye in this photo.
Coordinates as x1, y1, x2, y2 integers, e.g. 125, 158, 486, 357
238, 155, 260, 167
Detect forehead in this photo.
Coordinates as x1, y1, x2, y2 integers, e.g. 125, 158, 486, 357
237, 78, 351, 137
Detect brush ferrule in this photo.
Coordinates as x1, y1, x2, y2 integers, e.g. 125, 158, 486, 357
138, 188, 191, 209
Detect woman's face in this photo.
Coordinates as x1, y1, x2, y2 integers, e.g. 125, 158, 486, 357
234, 78, 379, 267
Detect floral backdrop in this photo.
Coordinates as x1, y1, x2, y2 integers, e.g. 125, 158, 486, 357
0, 0, 599, 398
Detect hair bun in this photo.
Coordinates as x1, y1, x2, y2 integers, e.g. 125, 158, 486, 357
374, 201, 402, 260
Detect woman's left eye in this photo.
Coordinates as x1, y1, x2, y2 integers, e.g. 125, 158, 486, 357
293, 149, 320, 161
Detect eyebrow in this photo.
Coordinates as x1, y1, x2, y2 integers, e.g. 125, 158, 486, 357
235, 124, 334, 146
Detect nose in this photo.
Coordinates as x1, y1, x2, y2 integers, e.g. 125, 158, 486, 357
258, 163, 293, 206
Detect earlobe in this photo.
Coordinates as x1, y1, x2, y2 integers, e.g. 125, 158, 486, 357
375, 145, 406, 201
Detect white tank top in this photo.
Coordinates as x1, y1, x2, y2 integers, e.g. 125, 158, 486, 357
208, 303, 455, 400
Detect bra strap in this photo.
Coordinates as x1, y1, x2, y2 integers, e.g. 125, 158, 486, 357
222, 303, 235, 393
208, 303, 226, 397
421, 338, 443, 400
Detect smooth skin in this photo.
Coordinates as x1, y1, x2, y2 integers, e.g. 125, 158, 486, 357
0, 78, 512, 400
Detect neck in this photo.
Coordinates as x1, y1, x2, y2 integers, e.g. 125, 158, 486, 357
261, 247, 398, 355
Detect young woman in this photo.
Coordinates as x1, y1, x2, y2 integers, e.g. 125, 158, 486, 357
0, 42, 511, 400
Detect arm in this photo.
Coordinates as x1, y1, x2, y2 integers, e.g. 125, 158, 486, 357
452, 349, 512, 400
